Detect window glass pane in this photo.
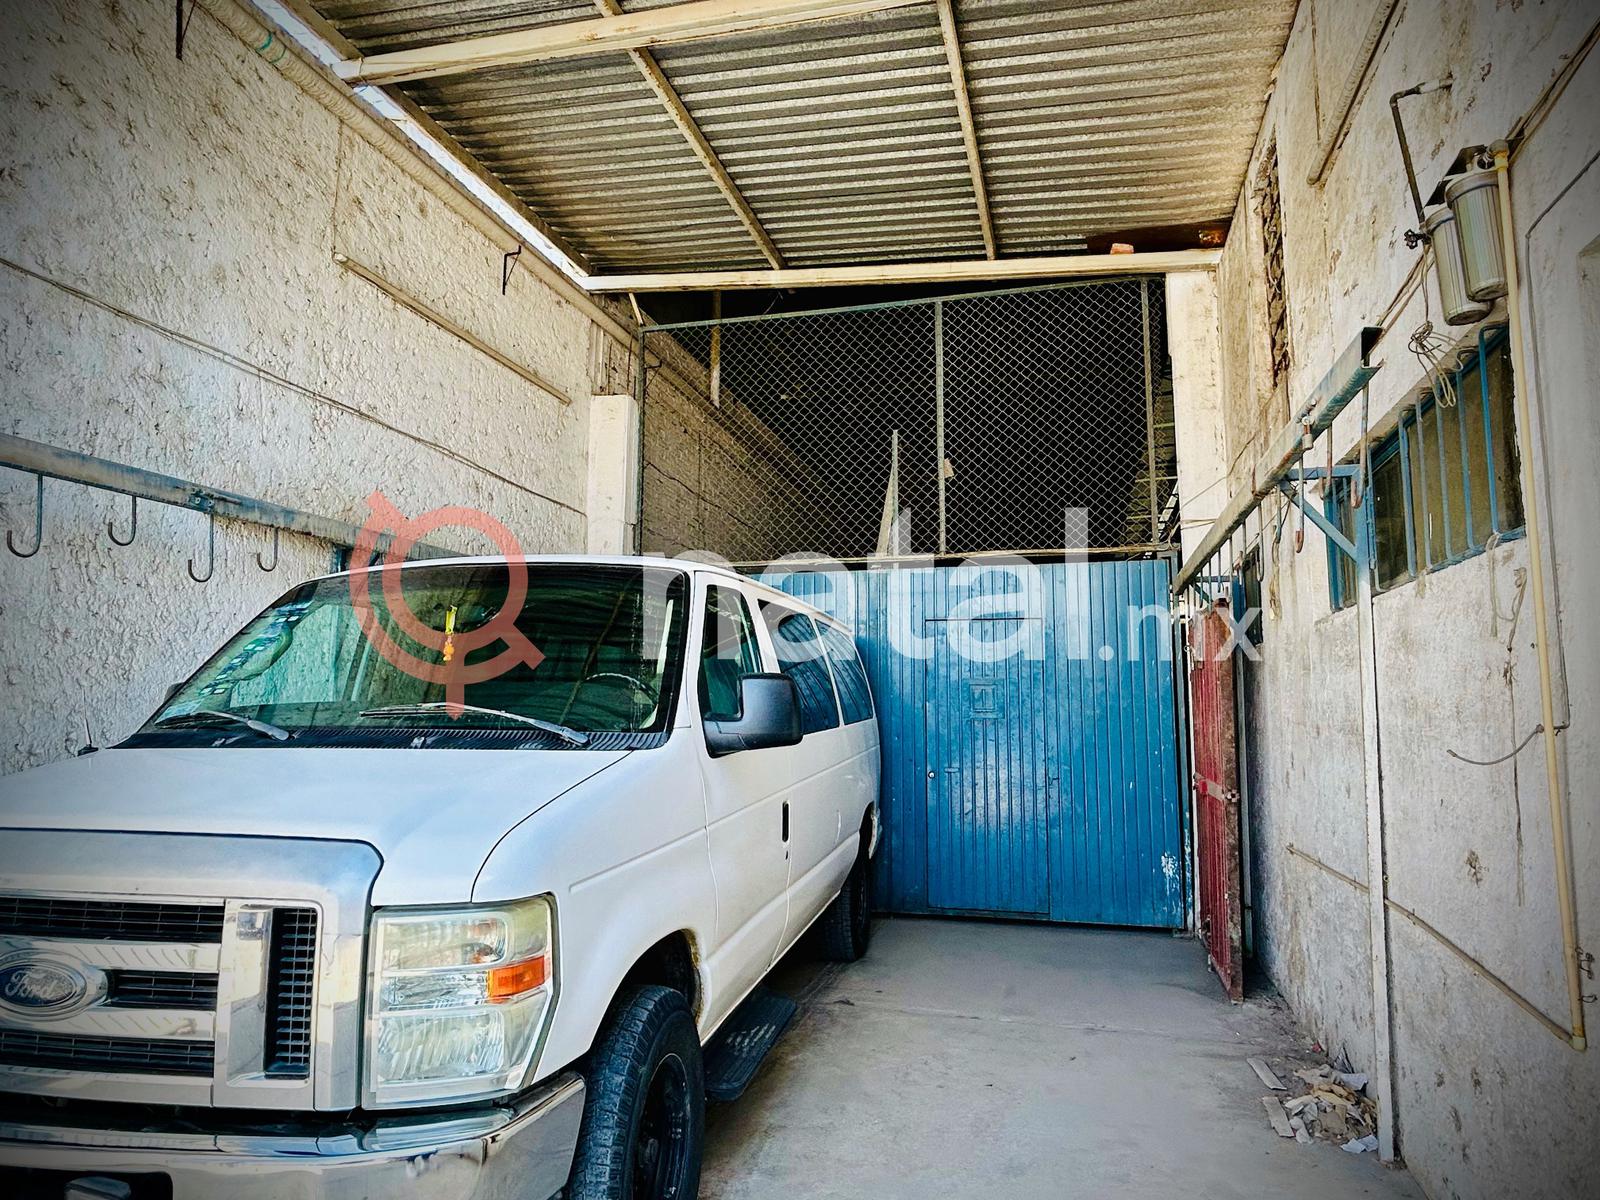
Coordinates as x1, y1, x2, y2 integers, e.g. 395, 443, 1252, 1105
818, 623, 873, 725
763, 607, 839, 734
1410, 408, 1446, 568
1435, 395, 1466, 560
1458, 359, 1493, 547
698, 586, 760, 721
1239, 552, 1264, 651
1327, 480, 1357, 610
1405, 416, 1429, 567
1371, 451, 1411, 591
1485, 340, 1524, 533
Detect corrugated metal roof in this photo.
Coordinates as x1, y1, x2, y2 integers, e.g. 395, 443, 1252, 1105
310, 0, 1295, 273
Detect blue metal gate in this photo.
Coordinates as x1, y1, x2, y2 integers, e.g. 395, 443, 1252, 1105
768, 559, 1185, 928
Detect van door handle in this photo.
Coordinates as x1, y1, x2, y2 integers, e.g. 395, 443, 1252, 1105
782, 801, 790, 843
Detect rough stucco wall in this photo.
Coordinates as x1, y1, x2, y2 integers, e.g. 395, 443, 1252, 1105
0, 0, 633, 774
1212, 1, 1600, 1196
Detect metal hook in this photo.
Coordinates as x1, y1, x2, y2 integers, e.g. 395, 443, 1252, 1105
188, 509, 216, 583
1293, 467, 1306, 554
256, 527, 280, 573
108, 494, 139, 547
6, 474, 43, 558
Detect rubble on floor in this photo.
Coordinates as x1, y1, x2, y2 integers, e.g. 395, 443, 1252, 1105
1255, 1060, 1379, 1153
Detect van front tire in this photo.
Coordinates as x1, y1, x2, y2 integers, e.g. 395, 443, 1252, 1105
568, 985, 704, 1200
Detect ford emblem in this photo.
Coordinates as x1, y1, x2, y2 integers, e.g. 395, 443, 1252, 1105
0, 956, 106, 1019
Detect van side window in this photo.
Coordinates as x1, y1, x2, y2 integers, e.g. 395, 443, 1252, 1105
761, 605, 840, 735
698, 586, 761, 721
818, 623, 873, 725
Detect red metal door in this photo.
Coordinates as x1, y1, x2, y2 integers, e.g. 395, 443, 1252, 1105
1189, 600, 1243, 1000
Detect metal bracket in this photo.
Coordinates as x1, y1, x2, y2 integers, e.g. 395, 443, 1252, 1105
175, 0, 197, 60
1277, 480, 1359, 564
1286, 465, 1362, 481
502, 245, 523, 295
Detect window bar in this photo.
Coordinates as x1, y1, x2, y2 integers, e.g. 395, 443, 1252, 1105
1412, 398, 1433, 568
1455, 348, 1476, 550
1397, 416, 1417, 579
1432, 386, 1453, 561
1478, 326, 1501, 536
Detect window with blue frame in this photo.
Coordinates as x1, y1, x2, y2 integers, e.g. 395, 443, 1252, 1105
1328, 327, 1524, 610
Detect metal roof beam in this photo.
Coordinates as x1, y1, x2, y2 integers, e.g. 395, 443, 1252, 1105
581, 248, 1218, 291
334, 0, 929, 87
591, 0, 782, 268
935, 0, 996, 258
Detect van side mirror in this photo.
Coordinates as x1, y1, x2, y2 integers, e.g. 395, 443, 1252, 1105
704, 674, 802, 757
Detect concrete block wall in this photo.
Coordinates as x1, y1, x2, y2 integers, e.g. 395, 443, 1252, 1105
639, 336, 821, 565
0, 0, 636, 774
1207, 1, 1600, 1195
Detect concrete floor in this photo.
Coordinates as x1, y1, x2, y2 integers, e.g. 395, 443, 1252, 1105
703, 918, 1424, 1200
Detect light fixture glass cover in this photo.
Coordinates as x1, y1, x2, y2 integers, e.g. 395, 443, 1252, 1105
1444, 169, 1507, 301
1424, 206, 1492, 326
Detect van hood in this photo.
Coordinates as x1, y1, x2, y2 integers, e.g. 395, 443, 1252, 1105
0, 747, 629, 905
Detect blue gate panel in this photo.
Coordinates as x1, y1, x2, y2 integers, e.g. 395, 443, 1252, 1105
764, 560, 1183, 928
925, 618, 1048, 915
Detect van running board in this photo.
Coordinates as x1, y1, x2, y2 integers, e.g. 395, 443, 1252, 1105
703, 986, 798, 1102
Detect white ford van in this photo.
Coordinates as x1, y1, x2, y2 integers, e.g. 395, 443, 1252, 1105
0, 555, 880, 1200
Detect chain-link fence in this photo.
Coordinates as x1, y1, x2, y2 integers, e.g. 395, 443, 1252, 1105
637, 278, 1177, 565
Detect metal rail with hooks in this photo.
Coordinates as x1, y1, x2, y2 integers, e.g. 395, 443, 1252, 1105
1, 433, 455, 575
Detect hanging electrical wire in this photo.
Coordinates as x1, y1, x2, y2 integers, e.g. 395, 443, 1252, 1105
1408, 244, 1460, 407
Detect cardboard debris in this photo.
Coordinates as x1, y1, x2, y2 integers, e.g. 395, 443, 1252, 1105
1263, 1096, 1295, 1138
1248, 1057, 1286, 1090
1267, 1062, 1378, 1149
1343, 1134, 1380, 1154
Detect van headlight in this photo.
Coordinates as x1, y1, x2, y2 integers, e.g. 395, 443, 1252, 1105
364, 897, 555, 1108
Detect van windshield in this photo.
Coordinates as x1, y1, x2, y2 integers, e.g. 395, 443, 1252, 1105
132, 563, 689, 748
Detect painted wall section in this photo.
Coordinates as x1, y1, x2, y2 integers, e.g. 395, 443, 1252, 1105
1166, 271, 1228, 562
1209, 2, 1599, 1196
586, 393, 640, 554
0, 0, 638, 774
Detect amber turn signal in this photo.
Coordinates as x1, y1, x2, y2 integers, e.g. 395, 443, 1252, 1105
487, 954, 549, 1002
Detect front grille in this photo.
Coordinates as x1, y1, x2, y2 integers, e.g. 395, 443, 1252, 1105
0, 896, 321, 1093
107, 971, 218, 1010
263, 908, 317, 1077
0, 897, 224, 943
0, 1029, 213, 1076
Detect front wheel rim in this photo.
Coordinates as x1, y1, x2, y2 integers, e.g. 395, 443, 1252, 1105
633, 1052, 692, 1199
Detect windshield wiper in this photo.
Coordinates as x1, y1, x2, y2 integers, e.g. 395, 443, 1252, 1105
152, 710, 292, 742
357, 703, 590, 747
